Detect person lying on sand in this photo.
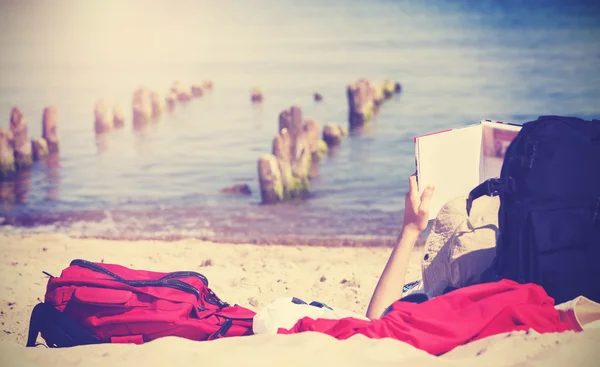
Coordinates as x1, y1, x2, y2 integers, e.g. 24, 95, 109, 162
366, 173, 509, 320
366, 174, 435, 319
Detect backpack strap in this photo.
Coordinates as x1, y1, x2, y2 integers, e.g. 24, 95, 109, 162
308, 301, 334, 311
208, 319, 233, 340
466, 178, 515, 215
26, 303, 102, 348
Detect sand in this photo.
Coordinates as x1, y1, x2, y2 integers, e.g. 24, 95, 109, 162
0, 233, 598, 366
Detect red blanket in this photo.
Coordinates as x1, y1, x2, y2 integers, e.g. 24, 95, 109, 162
278, 279, 574, 355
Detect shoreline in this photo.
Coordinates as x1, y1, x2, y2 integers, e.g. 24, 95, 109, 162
0, 232, 430, 248
0, 223, 432, 248
0, 205, 416, 248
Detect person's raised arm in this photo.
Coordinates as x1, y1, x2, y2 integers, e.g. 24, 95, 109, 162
366, 175, 434, 320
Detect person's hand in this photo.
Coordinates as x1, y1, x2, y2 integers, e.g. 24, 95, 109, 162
402, 174, 434, 234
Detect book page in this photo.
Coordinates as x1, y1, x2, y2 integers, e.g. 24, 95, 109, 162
415, 124, 483, 220
480, 120, 521, 181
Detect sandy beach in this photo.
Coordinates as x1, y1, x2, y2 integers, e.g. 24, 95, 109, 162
0, 233, 598, 367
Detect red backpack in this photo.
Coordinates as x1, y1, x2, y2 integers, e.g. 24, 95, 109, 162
26, 259, 255, 347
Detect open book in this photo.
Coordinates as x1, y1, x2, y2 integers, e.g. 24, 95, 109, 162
415, 120, 522, 219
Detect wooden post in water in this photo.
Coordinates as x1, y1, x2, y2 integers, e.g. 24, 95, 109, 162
113, 104, 125, 129
279, 106, 312, 197
257, 154, 284, 204
323, 123, 347, 147
42, 106, 59, 154
251, 88, 263, 104
132, 87, 152, 130
150, 91, 164, 119
347, 78, 401, 129
10, 107, 33, 169
258, 106, 324, 204
191, 85, 204, 98
31, 138, 49, 161
0, 128, 16, 179
382, 80, 396, 100
165, 92, 177, 112
94, 99, 113, 135
304, 119, 328, 162
272, 128, 293, 201
171, 82, 191, 102
347, 79, 379, 129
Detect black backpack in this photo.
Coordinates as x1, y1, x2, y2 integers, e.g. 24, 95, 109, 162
467, 116, 600, 304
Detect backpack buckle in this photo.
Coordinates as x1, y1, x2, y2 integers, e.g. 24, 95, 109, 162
486, 178, 515, 197
467, 178, 515, 215
486, 179, 503, 196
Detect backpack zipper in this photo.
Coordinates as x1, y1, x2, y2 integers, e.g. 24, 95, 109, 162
205, 291, 229, 308
527, 140, 539, 169
158, 272, 226, 307
69, 259, 202, 298
159, 271, 208, 286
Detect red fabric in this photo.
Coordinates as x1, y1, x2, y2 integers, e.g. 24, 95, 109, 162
278, 280, 574, 355
110, 335, 144, 344
45, 260, 256, 344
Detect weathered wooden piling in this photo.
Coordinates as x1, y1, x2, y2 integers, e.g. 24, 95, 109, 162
347, 79, 379, 129
251, 88, 263, 104
191, 85, 204, 98
113, 104, 125, 129
323, 123, 347, 146
258, 106, 326, 204
258, 154, 284, 204
9, 107, 33, 169
171, 82, 192, 102
347, 78, 401, 129
31, 138, 49, 161
150, 91, 164, 119
271, 128, 294, 201
304, 119, 328, 161
279, 107, 312, 193
382, 80, 396, 99
165, 92, 177, 112
394, 82, 402, 94
42, 106, 59, 154
94, 99, 113, 135
132, 88, 152, 130
0, 128, 16, 179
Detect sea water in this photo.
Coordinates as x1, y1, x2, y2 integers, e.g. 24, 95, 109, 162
0, 0, 598, 245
